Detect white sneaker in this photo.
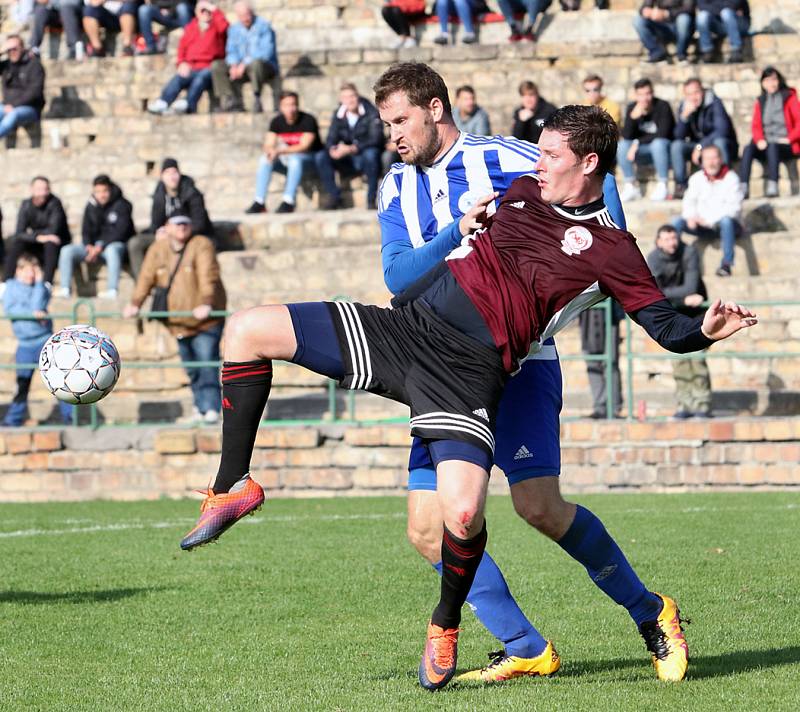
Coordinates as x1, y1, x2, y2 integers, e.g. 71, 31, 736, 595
171, 98, 189, 114
402, 36, 417, 48
620, 182, 642, 202
391, 36, 405, 49
54, 287, 71, 298
147, 98, 168, 114
98, 289, 118, 300
650, 181, 669, 201
203, 410, 220, 425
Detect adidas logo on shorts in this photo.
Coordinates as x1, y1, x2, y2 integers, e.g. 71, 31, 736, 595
472, 408, 489, 421
514, 445, 534, 460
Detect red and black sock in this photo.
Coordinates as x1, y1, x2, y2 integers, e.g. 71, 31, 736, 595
431, 522, 488, 630
212, 360, 272, 494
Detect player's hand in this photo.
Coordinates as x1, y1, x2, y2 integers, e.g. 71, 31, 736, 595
122, 304, 140, 319
684, 293, 704, 308
701, 299, 757, 341
192, 304, 212, 321
458, 192, 497, 236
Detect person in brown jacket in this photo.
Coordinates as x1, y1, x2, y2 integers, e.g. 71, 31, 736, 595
123, 214, 227, 424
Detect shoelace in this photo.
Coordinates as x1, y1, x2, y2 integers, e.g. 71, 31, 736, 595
641, 616, 690, 660
430, 628, 459, 668
196, 487, 219, 513
483, 650, 509, 670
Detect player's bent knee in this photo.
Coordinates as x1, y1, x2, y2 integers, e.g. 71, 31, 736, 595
224, 305, 296, 362
442, 504, 483, 539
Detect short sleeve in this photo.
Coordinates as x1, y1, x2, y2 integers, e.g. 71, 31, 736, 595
268, 115, 281, 133
598, 237, 665, 313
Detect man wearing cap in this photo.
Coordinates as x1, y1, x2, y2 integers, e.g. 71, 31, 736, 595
123, 212, 227, 424
128, 158, 214, 277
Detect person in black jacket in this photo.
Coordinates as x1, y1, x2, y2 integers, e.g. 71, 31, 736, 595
56, 175, 134, 300
127, 157, 213, 277
0, 35, 46, 140
510, 80, 556, 144
314, 84, 385, 210
633, 0, 695, 64
2, 176, 70, 287
696, 0, 749, 64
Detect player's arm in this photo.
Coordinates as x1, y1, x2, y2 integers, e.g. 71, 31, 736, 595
602, 173, 626, 230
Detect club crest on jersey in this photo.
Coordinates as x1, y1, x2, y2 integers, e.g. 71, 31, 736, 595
561, 226, 593, 256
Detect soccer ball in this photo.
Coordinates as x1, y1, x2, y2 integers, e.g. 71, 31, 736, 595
39, 325, 121, 405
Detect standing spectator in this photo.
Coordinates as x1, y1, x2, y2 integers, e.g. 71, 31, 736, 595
579, 302, 623, 419
672, 144, 744, 276
0, 35, 45, 140
3, 253, 72, 426
647, 224, 711, 418
245, 91, 322, 214
633, 0, 695, 64
123, 214, 226, 424
738, 67, 800, 199
452, 84, 491, 135
82, 0, 140, 57
56, 175, 134, 300
3, 176, 70, 288
211, 0, 278, 114
137, 0, 194, 55
618, 78, 675, 201
696, 0, 749, 64
128, 158, 213, 277
381, 0, 423, 49
315, 83, 384, 211
496, 0, 551, 41
581, 74, 621, 126
30, 0, 83, 60
434, 0, 478, 45
147, 0, 228, 115
671, 77, 738, 199
511, 80, 556, 144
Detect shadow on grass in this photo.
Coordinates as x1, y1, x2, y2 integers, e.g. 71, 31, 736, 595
0, 587, 168, 605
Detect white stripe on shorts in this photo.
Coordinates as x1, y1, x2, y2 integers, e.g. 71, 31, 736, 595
410, 412, 495, 452
333, 301, 372, 390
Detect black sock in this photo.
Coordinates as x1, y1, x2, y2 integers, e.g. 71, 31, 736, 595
431, 523, 488, 630
212, 360, 272, 493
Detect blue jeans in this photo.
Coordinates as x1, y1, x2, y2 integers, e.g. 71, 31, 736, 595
0, 105, 39, 139
314, 147, 382, 204
160, 69, 212, 113
670, 137, 736, 186
496, 0, 551, 30
255, 152, 315, 204
633, 12, 693, 59
58, 242, 127, 291
672, 215, 741, 267
617, 137, 670, 181
176, 321, 223, 414
437, 0, 475, 34
696, 8, 749, 52
138, 2, 193, 50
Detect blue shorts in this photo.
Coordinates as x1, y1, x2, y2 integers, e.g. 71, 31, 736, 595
408, 338, 562, 490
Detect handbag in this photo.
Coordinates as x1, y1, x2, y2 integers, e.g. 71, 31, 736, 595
148, 244, 187, 322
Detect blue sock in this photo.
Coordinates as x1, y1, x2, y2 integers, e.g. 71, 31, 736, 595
433, 554, 548, 658
558, 505, 663, 627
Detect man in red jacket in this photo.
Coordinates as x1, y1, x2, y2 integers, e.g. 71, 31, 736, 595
148, 0, 228, 115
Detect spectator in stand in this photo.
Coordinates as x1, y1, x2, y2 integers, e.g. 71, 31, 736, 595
211, 0, 278, 114
496, 0, 552, 42
128, 158, 213, 277
633, 0, 695, 64
3, 176, 70, 289
696, 0, 749, 64
381, 0, 423, 48
579, 301, 623, 419
618, 77, 675, 202
245, 91, 322, 215
82, 0, 140, 57
137, 0, 194, 55
560, 0, 609, 11
739, 66, 800, 199
56, 175, 134, 300
581, 74, 621, 126
147, 0, 228, 115
671, 77, 738, 199
511, 80, 556, 144
0, 35, 45, 140
30, 0, 83, 60
123, 213, 226, 425
315, 83, 384, 211
647, 224, 711, 418
452, 84, 491, 135
434, 0, 478, 45
672, 144, 744, 276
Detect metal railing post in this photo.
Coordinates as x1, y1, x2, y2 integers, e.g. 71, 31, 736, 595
603, 300, 613, 419
70, 299, 99, 429
626, 317, 635, 420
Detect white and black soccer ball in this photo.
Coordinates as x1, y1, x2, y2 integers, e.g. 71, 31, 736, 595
39, 325, 121, 404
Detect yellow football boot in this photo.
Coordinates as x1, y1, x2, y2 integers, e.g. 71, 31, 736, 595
456, 641, 561, 683
639, 593, 689, 682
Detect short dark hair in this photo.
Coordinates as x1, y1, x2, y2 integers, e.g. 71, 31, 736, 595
633, 78, 653, 91
373, 62, 452, 116
339, 82, 358, 94
279, 90, 299, 103
16, 252, 40, 268
518, 80, 538, 96
541, 105, 618, 176
760, 66, 788, 92
683, 77, 703, 89
93, 174, 112, 187
582, 74, 603, 86
30, 175, 49, 185
656, 224, 677, 241
456, 85, 475, 98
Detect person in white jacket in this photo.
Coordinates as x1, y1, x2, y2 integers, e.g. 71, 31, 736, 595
671, 144, 744, 277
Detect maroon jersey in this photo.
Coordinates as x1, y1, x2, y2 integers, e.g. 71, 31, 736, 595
446, 176, 665, 372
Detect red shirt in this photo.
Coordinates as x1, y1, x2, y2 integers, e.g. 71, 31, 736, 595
177, 9, 229, 70
446, 176, 665, 372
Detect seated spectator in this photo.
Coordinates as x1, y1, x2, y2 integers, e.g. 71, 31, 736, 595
123, 213, 226, 425
434, 0, 477, 45
245, 91, 322, 214
496, 0, 551, 41
137, 0, 194, 55
672, 144, 743, 276
315, 83, 384, 211
452, 85, 491, 135
3, 176, 70, 288
696, 0, 749, 64
633, 0, 695, 64
30, 0, 83, 60
82, 0, 139, 57
147, 0, 228, 115
511, 80, 556, 144
128, 158, 213, 277
618, 78, 675, 201
211, 0, 278, 114
739, 66, 800, 199
381, 0, 423, 48
582, 74, 621, 126
56, 175, 134, 300
647, 224, 711, 418
0, 35, 45, 141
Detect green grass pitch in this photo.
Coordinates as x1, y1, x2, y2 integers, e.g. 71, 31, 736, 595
1, 491, 799, 711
